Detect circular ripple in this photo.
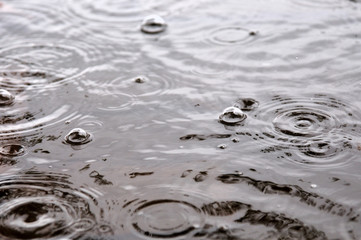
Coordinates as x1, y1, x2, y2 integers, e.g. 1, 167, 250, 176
253, 95, 361, 143
0, 104, 78, 139
122, 188, 207, 239
132, 200, 202, 238
65, 0, 198, 24
248, 95, 361, 167
0, 39, 103, 90
281, 138, 356, 167
208, 27, 257, 46
273, 108, 335, 137
0, 171, 100, 239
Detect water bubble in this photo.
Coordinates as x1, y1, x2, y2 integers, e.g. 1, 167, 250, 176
64, 128, 92, 145
140, 15, 167, 34
217, 144, 227, 149
134, 76, 147, 84
0, 144, 26, 157
219, 107, 247, 125
0, 89, 15, 106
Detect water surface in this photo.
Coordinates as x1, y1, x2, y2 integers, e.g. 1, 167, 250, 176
0, 0, 361, 239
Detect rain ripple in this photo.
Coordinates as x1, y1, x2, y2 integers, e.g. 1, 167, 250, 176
245, 94, 361, 168
0, 39, 106, 90
0, 170, 104, 240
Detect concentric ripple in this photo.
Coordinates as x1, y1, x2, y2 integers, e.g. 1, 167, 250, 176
65, 0, 198, 24
131, 200, 202, 238
0, 171, 101, 240
0, 39, 103, 90
248, 95, 361, 167
122, 188, 207, 239
208, 26, 258, 46
254, 95, 361, 142
272, 108, 335, 137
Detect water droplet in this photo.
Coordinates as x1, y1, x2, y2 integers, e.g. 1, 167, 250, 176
232, 137, 240, 143
217, 144, 227, 149
64, 128, 92, 145
219, 107, 247, 125
140, 15, 167, 34
134, 76, 147, 84
0, 144, 26, 157
0, 89, 15, 106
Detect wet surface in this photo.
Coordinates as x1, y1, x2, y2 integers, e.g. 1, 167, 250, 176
0, 0, 361, 239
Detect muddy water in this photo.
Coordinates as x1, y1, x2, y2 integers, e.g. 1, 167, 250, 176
0, 0, 361, 239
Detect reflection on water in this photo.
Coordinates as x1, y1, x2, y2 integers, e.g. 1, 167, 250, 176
1, 0, 361, 239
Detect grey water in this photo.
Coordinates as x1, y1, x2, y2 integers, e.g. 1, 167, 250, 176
0, 0, 361, 239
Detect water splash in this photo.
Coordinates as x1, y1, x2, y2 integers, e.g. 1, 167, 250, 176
0, 170, 102, 239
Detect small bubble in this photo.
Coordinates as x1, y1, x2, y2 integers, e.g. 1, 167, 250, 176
140, 15, 167, 34
0, 89, 15, 106
311, 184, 317, 188
134, 76, 147, 84
219, 106, 247, 125
217, 144, 227, 149
64, 128, 92, 145
0, 144, 26, 157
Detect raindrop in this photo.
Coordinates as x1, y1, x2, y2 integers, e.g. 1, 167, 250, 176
64, 128, 92, 145
140, 15, 167, 34
217, 144, 227, 149
219, 107, 247, 125
0, 144, 26, 157
134, 76, 147, 84
0, 89, 15, 106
